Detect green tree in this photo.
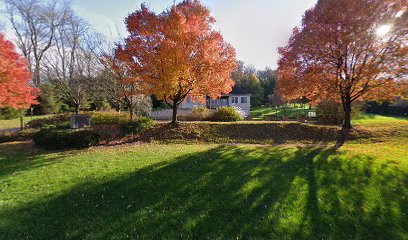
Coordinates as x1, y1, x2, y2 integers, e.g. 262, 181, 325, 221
242, 74, 264, 106
35, 83, 63, 114
257, 68, 277, 104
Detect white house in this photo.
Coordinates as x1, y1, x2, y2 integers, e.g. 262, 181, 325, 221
179, 86, 252, 117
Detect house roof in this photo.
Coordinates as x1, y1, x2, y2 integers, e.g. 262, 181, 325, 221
228, 85, 251, 95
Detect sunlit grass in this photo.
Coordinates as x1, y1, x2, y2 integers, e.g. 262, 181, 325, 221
0, 111, 406, 239
251, 105, 312, 119
0, 115, 54, 131
353, 113, 407, 125
0, 138, 407, 239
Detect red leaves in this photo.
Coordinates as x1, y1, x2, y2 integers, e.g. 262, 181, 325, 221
0, 34, 38, 109
118, 0, 237, 104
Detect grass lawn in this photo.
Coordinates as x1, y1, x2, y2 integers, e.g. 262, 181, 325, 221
353, 113, 407, 125
251, 105, 311, 120
0, 115, 53, 131
1, 134, 407, 239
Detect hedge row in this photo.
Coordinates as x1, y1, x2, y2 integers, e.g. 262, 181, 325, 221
26, 115, 70, 129
179, 106, 243, 122
137, 122, 344, 144
33, 129, 100, 150
0, 130, 37, 144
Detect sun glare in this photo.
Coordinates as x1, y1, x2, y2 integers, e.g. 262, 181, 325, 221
396, 10, 404, 18
376, 24, 392, 36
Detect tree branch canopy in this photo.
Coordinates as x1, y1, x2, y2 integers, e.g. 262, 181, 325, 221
277, 0, 407, 105
116, 0, 237, 111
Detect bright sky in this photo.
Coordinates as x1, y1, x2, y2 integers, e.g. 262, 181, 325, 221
1, 0, 318, 69
72, 0, 318, 69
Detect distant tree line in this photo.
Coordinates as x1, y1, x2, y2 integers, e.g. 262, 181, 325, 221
0, 0, 152, 118
150, 60, 280, 108
230, 61, 278, 107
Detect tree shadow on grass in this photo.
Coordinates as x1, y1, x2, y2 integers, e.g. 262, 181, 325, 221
0, 141, 81, 178
0, 145, 407, 239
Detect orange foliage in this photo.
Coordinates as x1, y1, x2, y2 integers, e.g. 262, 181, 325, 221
278, 2, 407, 99
277, 0, 407, 127
0, 34, 38, 109
117, 0, 237, 120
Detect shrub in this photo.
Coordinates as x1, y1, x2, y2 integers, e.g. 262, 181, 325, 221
316, 100, 363, 125
93, 124, 122, 143
190, 107, 211, 120
211, 106, 243, 122
0, 129, 39, 143
365, 101, 408, 116
316, 101, 343, 125
41, 121, 71, 130
351, 102, 364, 119
120, 117, 155, 135
0, 132, 13, 143
33, 129, 100, 150
86, 112, 130, 125
27, 115, 70, 129
0, 107, 20, 120
179, 107, 211, 121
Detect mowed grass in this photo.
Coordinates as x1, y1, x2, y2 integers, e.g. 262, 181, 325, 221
0, 137, 407, 239
251, 105, 311, 119
0, 115, 53, 131
353, 113, 407, 125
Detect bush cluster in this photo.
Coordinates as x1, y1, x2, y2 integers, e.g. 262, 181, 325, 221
85, 112, 130, 125
26, 115, 70, 129
365, 101, 408, 116
179, 107, 211, 121
211, 106, 243, 122
0, 107, 21, 120
316, 101, 362, 125
0, 132, 13, 143
0, 129, 37, 143
33, 129, 100, 150
120, 117, 155, 135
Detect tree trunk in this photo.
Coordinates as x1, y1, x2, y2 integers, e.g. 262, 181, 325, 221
34, 61, 41, 85
20, 111, 24, 130
171, 104, 178, 125
74, 104, 80, 115
342, 98, 352, 129
129, 107, 134, 121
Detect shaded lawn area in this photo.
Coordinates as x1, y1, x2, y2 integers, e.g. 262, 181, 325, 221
0, 140, 407, 239
138, 121, 343, 145
0, 115, 53, 131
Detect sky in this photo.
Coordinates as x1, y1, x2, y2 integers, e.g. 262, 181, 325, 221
1, 0, 318, 70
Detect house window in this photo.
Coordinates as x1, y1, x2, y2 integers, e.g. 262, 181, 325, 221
232, 96, 239, 104
241, 97, 248, 104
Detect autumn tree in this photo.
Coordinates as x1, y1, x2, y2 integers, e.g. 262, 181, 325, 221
119, 0, 237, 124
0, 33, 37, 109
277, 0, 407, 128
